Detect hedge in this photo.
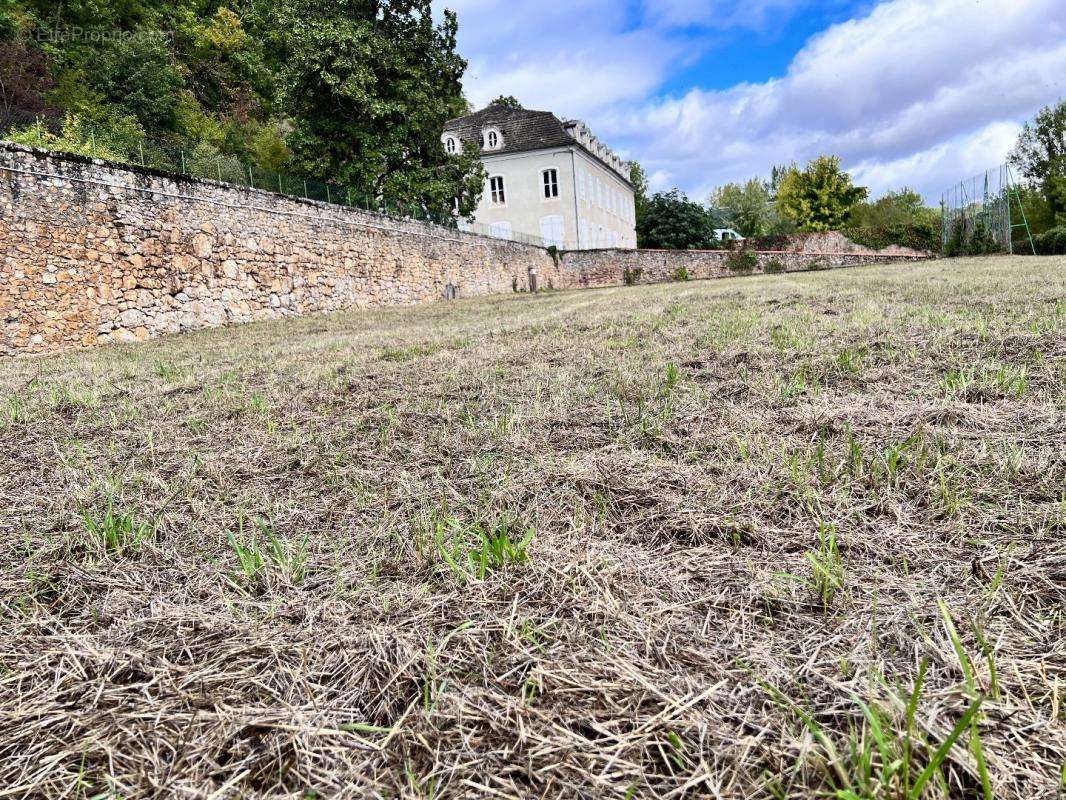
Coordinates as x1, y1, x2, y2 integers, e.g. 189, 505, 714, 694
1032, 226, 1066, 255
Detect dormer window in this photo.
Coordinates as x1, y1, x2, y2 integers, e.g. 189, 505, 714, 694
444, 136, 457, 154
482, 127, 502, 150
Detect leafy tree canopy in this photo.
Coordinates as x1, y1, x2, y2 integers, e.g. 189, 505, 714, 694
1011, 100, 1065, 183
848, 190, 933, 231
1010, 100, 1066, 226
637, 189, 719, 250
776, 156, 868, 231
708, 177, 793, 237
486, 95, 522, 110
0, 0, 486, 215
843, 187, 940, 252
271, 0, 483, 214
629, 160, 649, 226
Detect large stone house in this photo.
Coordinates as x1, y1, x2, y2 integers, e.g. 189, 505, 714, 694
442, 106, 636, 250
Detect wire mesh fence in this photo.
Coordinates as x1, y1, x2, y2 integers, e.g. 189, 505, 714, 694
1, 120, 498, 232
939, 163, 1034, 255
4, 119, 602, 251
129, 137, 463, 227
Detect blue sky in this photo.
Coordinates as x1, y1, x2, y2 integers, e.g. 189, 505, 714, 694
437, 0, 1065, 203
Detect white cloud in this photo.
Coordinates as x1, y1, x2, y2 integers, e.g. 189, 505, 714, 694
441, 0, 1066, 201
849, 121, 1024, 201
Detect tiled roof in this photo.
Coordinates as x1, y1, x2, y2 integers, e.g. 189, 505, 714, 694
444, 107, 631, 185
443, 107, 574, 155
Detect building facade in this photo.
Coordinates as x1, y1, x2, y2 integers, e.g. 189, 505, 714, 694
443, 107, 636, 250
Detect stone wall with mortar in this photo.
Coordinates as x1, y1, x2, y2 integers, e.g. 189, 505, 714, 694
558, 244, 930, 288
0, 142, 561, 356
0, 142, 931, 357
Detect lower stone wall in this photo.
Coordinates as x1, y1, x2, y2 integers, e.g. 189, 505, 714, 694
558, 245, 930, 286
0, 142, 558, 356
0, 141, 932, 357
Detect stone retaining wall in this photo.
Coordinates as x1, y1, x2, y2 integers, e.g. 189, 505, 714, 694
0, 142, 559, 356
558, 245, 930, 287
0, 141, 931, 357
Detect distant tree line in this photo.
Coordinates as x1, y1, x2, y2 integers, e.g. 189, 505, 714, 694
632, 155, 943, 252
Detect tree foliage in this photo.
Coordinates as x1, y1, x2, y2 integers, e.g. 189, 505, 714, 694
96, 32, 183, 129
271, 0, 483, 214
629, 160, 650, 230
777, 156, 868, 231
637, 190, 719, 250
1, 0, 485, 214
486, 95, 523, 110
0, 38, 56, 123
708, 177, 793, 237
1010, 100, 1066, 228
842, 187, 940, 251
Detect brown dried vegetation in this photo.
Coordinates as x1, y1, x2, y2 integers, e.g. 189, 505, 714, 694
1, 257, 1063, 798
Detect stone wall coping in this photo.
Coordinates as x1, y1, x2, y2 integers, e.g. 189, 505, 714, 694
564, 246, 932, 259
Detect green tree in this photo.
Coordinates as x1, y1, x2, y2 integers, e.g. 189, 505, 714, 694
769, 163, 796, 196
1010, 100, 1066, 227
629, 160, 649, 229
848, 188, 926, 228
486, 95, 522, 109
95, 31, 183, 130
777, 156, 868, 231
844, 188, 940, 251
637, 189, 718, 250
708, 177, 793, 237
272, 0, 484, 215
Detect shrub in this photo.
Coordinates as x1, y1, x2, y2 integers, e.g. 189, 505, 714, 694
1032, 226, 1066, 255
942, 217, 1004, 257
841, 221, 939, 252
966, 220, 998, 255
7, 113, 141, 162
764, 258, 786, 274
673, 265, 690, 282
807, 259, 828, 271
623, 266, 644, 285
726, 249, 758, 272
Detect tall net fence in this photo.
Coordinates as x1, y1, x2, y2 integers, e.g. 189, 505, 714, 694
939, 164, 1035, 256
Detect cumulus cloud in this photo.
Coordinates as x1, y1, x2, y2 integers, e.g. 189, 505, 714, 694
440, 0, 1066, 201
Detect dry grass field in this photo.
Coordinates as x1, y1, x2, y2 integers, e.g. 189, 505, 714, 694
1, 256, 1063, 799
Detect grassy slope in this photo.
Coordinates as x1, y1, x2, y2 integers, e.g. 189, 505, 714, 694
1, 256, 1063, 798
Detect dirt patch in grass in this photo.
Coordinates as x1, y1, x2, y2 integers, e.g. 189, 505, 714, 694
1, 256, 1064, 798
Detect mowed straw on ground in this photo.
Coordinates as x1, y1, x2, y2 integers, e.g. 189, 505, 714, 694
0, 256, 1063, 799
